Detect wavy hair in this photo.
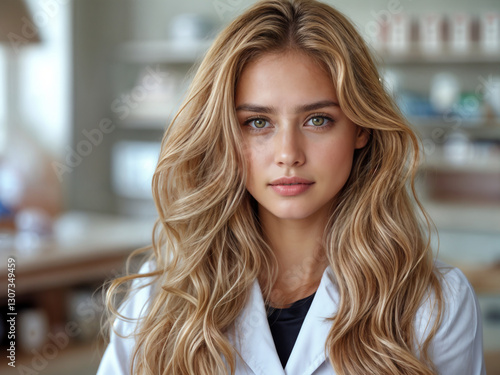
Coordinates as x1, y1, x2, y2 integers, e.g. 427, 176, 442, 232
102, 1, 443, 374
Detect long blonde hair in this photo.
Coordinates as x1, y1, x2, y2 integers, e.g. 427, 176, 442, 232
103, 1, 443, 374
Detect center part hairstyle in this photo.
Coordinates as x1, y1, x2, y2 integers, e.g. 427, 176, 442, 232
103, 0, 444, 374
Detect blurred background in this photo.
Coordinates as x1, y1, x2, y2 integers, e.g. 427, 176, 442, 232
0, 0, 498, 374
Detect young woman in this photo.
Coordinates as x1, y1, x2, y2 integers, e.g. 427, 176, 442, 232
97, 1, 485, 374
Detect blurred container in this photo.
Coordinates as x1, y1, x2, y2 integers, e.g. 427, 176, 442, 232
121, 66, 181, 124
15, 207, 52, 236
67, 289, 101, 342
14, 207, 53, 255
381, 69, 400, 96
387, 13, 411, 53
397, 90, 437, 118
18, 309, 49, 352
368, 13, 388, 51
430, 72, 461, 114
443, 130, 473, 164
455, 92, 483, 123
480, 12, 500, 53
419, 13, 444, 53
0, 161, 24, 230
111, 141, 161, 199
449, 13, 472, 53
168, 13, 214, 45
484, 75, 500, 118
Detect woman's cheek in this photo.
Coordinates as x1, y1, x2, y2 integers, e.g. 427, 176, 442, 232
244, 137, 268, 160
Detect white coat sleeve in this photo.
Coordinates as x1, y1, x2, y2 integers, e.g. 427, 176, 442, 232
415, 262, 486, 375
96, 261, 156, 375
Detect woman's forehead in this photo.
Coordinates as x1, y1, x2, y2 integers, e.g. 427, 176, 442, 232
235, 51, 337, 109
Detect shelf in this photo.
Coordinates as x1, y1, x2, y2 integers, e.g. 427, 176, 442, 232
421, 198, 500, 233
117, 114, 171, 130
115, 39, 214, 64
375, 44, 500, 65
411, 117, 500, 128
421, 155, 500, 173
412, 118, 500, 139
113, 41, 499, 66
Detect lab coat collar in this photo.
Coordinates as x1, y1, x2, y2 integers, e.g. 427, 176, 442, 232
227, 265, 339, 375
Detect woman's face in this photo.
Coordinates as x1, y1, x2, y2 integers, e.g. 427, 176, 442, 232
235, 51, 368, 222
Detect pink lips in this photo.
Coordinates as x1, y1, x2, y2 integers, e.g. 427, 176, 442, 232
269, 176, 314, 196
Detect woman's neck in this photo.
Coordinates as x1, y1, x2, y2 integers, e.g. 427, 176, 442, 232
258, 205, 330, 307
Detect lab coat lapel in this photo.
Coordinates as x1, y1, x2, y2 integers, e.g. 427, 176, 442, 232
284, 266, 339, 375
228, 279, 286, 375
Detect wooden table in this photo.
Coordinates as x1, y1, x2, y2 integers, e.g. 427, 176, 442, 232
0, 211, 156, 296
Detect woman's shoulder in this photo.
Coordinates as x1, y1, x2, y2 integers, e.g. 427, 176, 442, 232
96, 259, 160, 375
415, 259, 485, 374
416, 258, 480, 331
432, 259, 482, 328
434, 258, 474, 294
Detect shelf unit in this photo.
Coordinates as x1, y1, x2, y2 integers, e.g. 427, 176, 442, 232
105, 38, 215, 215
375, 47, 500, 359
412, 117, 500, 138
375, 44, 500, 65
374, 44, 500, 200
110, 39, 214, 131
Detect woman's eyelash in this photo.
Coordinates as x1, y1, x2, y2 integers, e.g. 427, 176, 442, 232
243, 113, 335, 131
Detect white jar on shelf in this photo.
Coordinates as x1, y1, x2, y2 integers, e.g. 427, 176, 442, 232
480, 12, 500, 53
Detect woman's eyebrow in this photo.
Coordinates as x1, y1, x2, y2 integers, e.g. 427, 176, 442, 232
235, 100, 339, 114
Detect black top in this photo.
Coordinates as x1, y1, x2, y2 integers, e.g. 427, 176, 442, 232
266, 292, 316, 368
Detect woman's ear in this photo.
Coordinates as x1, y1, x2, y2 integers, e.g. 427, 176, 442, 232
354, 126, 370, 149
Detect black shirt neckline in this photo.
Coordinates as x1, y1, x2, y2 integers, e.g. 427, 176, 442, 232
266, 291, 316, 321
266, 291, 317, 368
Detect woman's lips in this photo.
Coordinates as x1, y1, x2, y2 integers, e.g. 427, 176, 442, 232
269, 181, 314, 196
269, 176, 314, 185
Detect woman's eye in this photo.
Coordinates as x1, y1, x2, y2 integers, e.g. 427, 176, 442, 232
247, 118, 269, 129
244, 115, 333, 130
308, 116, 328, 127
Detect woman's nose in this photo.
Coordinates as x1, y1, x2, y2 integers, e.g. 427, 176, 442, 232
273, 125, 305, 167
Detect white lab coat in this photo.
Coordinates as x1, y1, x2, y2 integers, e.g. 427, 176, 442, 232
97, 260, 486, 375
